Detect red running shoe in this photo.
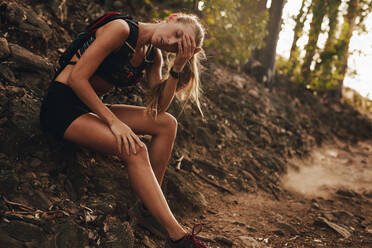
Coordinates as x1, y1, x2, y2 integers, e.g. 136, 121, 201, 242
164, 224, 208, 248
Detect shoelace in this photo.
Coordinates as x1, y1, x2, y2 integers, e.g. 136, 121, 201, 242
184, 224, 208, 248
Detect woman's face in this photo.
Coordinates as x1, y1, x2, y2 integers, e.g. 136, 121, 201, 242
152, 22, 196, 53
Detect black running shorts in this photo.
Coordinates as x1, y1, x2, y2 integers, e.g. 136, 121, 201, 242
40, 81, 92, 140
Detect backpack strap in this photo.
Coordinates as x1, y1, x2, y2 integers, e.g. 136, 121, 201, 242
87, 13, 139, 53
87, 12, 122, 34
123, 19, 139, 52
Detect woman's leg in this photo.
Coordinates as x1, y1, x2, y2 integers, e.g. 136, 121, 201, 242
63, 113, 185, 240
108, 104, 177, 186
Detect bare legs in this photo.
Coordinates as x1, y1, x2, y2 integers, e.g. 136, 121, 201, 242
63, 105, 184, 240
109, 104, 177, 186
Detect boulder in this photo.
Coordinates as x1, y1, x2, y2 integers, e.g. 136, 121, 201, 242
8, 43, 53, 75
0, 38, 10, 59
1, 2, 53, 41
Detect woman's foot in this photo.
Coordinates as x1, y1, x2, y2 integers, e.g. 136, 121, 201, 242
129, 201, 168, 239
164, 224, 208, 248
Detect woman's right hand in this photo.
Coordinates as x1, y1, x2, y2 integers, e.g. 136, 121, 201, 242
109, 118, 144, 156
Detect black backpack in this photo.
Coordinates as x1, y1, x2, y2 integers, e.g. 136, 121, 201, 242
55, 12, 134, 77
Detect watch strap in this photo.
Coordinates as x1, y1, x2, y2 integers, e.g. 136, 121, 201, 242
169, 67, 180, 79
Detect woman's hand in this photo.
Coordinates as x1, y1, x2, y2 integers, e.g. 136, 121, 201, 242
173, 35, 196, 72
109, 118, 144, 156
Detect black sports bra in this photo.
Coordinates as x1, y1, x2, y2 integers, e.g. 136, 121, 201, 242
78, 19, 156, 87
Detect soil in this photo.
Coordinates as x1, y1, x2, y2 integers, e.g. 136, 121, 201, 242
182, 140, 372, 248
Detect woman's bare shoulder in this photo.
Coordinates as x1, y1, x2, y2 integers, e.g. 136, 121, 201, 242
95, 19, 130, 45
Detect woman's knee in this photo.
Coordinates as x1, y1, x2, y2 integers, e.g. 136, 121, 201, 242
158, 112, 178, 137
120, 144, 150, 165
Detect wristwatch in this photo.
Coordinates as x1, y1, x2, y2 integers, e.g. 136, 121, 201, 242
170, 67, 180, 79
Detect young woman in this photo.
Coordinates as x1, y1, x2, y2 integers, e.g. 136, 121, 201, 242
40, 12, 208, 247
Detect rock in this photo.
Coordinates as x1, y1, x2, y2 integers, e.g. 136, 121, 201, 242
0, 38, 10, 59
0, 229, 24, 248
238, 236, 262, 248
113, 1, 124, 9
5, 89, 42, 149
232, 221, 246, 227
164, 168, 208, 215
86, 193, 117, 216
55, 222, 89, 248
8, 43, 53, 74
246, 226, 258, 232
1, 3, 53, 41
0, 171, 19, 195
102, 216, 134, 248
142, 234, 157, 248
274, 221, 298, 236
215, 236, 234, 246
336, 189, 359, 198
26, 190, 52, 210
0, 63, 16, 83
272, 229, 285, 236
30, 158, 42, 167
47, 0, 68, 22
314, 217, 351, 239
366, 225, 372, 234
3, 221, 47, 244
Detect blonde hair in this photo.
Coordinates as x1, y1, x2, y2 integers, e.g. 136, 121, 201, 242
145, 13, 206, 118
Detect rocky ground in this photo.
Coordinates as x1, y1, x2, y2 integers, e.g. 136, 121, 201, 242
0, 1, 371, 247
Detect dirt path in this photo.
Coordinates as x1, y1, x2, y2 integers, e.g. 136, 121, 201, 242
183, 140, 372, 248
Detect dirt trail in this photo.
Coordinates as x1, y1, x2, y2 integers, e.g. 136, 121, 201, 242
185, 140, 372, 248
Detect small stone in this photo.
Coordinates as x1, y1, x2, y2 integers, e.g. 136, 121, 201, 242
238, 236, 260, 247
336, 189, 358, 198
215, 236, 234, 246
113, 1, 124, 9
311, 202, 320, 209
246, 226, 258, 232
314, 217, 351, 239
232, 221, 245, 227
30, 158, 42, 167
273, 229, 285, 236
142, 235, 157, 248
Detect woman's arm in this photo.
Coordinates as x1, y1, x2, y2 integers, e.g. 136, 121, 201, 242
68, 20, 143, 155
145, 35, 196, 113
68, 20, 128, 125
145, 49, 179, 113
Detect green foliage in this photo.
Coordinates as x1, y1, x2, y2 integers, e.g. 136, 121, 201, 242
201, 0, 268, 66
142, 0, 269, 66
284, 0, 372, 97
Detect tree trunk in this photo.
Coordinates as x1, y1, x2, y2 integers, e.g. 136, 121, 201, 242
301, 0, 328, 83
315, 0, 341, 89
336, 0, 359, 99
193, 0, 201, 15
288, 0, 310, 76
257, 0, 286, 84
257, 0, 268, 12
289, 0, 308, 61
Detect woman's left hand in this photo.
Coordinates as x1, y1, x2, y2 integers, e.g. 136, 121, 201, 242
173, 34, 196, 72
